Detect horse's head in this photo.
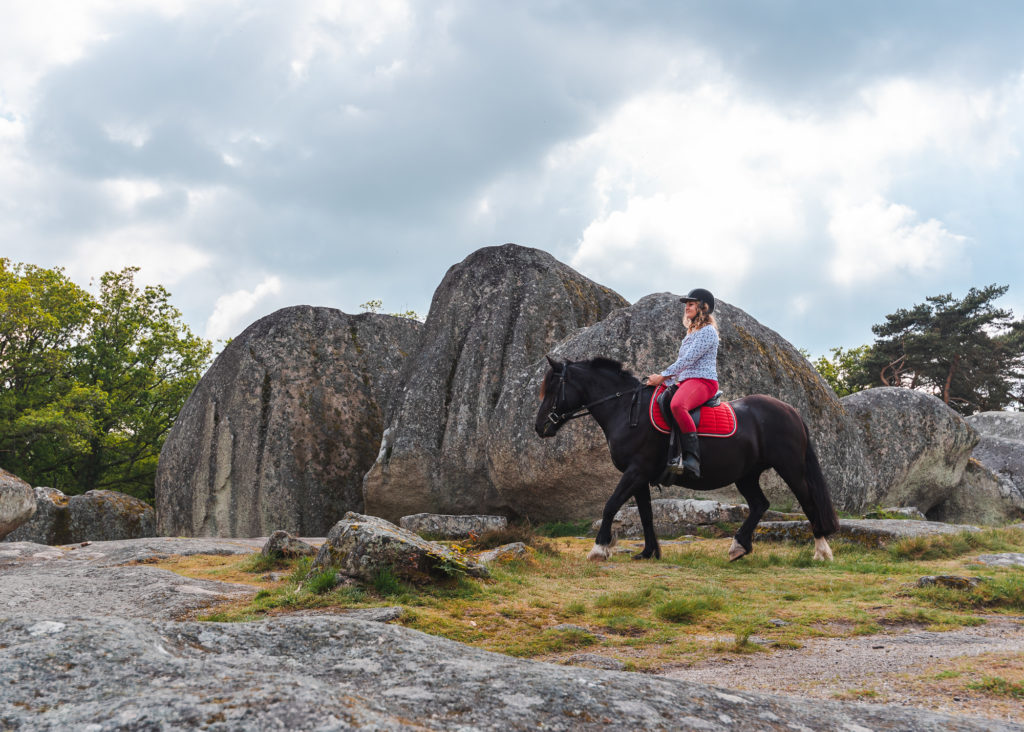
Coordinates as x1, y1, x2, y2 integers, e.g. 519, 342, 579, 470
535, 356, 583, 438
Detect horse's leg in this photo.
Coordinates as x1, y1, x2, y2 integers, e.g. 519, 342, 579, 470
729, 471, 768, 561
589, 466, 644, 561
631, 483, 661, 560
774, 445, 836, 562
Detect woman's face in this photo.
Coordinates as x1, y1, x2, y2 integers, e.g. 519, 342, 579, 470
684, 300, 698, 318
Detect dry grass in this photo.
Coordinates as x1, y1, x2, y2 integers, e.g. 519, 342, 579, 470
155, 527, 1024, 678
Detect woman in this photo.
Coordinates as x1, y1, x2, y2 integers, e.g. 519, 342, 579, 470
645, 288, 719, 478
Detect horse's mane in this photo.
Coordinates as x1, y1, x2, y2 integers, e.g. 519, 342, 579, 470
584, 357, 638, 382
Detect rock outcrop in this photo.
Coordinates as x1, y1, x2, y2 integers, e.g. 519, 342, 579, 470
963, 411, 1024, 521
399, 513, 508, 539
840, 388, 980, 518
489, 293, 871, 520
363, 244, 627, 521
2, 487, 154, 544
0, 468, 35, 540
312, 512, 489, 582
156, 306, 421, 537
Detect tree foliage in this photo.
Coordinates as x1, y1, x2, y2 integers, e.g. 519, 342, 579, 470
811, 345, 873, 397
863, 284, 1024, 414
0, 260, 211, 499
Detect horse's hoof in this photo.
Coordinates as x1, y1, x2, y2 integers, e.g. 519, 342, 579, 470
728, 539, 748, 561
588, 544, 611, 562
813, 537, 834, 561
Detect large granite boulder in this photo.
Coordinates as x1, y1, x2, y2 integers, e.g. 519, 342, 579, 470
3, 487, 154, 544
958, 411, 1024, 523
156, 306, 421, 537
0, 468, 35, 540
488, 293, 871, 521
312, 512, 489, 582
840, 387, 979, 518
363, 244, 627, 521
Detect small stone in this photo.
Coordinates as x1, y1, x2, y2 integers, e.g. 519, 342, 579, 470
262, 530, 317, 558
477, 542, 529, 565
914, 575, 986, 590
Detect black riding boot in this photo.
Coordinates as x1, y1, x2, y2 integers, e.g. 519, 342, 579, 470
679, 432, 701, 478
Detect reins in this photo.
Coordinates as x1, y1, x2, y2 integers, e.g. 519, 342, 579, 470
545, 363, 644, 431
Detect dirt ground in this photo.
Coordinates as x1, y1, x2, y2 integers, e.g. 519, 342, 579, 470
658, 617, 1024, 725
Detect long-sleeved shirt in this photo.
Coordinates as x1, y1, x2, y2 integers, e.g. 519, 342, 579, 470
660, 325, 719, 385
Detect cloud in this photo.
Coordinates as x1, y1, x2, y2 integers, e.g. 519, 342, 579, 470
205, 275, 283, 342
560, 71, 1022, 301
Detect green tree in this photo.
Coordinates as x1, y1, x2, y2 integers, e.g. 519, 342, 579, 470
0, 261, 211, 499
864, 284, 1024, 414
811, 345, 873, 397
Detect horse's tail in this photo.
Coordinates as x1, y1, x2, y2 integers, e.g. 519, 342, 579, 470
803, 425, 839, 537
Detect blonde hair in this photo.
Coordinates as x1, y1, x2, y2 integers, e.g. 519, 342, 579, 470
686, 302, 717, 334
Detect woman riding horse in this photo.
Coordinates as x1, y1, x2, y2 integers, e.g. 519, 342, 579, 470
645, 288, 718, 478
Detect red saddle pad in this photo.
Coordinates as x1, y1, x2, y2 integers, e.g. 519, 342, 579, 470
650, 384, 737, 437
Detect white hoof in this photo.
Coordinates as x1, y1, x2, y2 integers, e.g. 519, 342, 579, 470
728, 539, 747, 561
813, 537, 834, 561
588, 543, 612, 562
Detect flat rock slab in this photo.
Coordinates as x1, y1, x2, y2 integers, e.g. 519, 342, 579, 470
756, 519, 981, 547
974, 552, 1024, 567
0, 614, 1013, 732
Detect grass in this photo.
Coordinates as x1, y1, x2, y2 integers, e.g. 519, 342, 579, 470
161, 526, 1024, 674
966, 676, 1024, 699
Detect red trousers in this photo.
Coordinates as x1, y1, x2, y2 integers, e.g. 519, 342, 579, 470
670, 378, 719, 433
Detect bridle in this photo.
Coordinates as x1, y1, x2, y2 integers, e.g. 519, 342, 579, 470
542, 363, 642, 434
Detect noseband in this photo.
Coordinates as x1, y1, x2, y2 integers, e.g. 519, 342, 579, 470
544, 364, 642, 432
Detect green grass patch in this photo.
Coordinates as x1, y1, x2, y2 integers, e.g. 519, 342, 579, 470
238, 552, 281, 573
966, 676, 1024, 699
912, 573, 1024, 613
654, 593, 725, 623
535, 519, 593, 538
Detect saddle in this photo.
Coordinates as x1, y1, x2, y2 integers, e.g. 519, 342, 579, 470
650, 384, 736, 437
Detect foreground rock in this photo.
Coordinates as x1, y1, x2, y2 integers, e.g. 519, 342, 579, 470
0, 614, 1010, 731
363, 244, 628, 521
0, 468, 35, 539
2, 487, 154, 544
756, 519, 981, 548
261, 530, 317, 558
489, 293, 872, 521
399, 513, 508, 539
313, 513, 489, 582
156, 306, 421, 537
840, 388, 990, 520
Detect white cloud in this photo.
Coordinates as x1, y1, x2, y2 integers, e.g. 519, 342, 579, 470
827, 195, 967, 284
68, 226, 212, 288
561, 72, 1024, 293
205, 275, 282, 341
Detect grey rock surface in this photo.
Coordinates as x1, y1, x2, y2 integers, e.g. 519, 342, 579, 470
932, 456, 1024, 524
1, 613, 1011, 731
399, 512, 508, 538
313, 512, 489, 581
756, 518, 980, 548
363, 244, 628, 521
841, 387, 979, 518
489, 293, 870, 521
2, 487, 153, 544
967, 410, 1024, 441
0, 468, 35, 539
974, 552, 1024, 567
0, 538, 258, 620
156, 305, 421, 537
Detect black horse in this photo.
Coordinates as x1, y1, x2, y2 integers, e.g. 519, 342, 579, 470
535, 356, 839, 562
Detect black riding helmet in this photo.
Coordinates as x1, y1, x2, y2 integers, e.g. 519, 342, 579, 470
680, 288, 715, 313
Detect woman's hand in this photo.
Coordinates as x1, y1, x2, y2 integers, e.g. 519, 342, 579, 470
645, 373, 665, 387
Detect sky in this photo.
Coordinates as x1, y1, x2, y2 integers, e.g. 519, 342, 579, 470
2, 1, 1023, 357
